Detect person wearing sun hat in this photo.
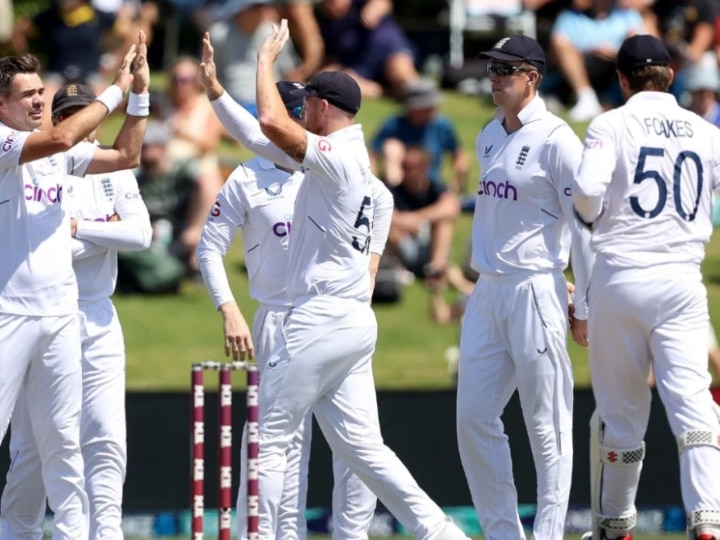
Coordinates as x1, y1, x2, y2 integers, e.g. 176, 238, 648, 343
370, 77, 469, 192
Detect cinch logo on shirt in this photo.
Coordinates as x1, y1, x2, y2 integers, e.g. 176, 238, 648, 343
272, 214, 293, 237
2, 132, 18, 152
478, 179, 518, 201
24, 183, 62, 204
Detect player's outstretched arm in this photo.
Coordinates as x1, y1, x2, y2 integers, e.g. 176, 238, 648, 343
199, 32, 300, 170
256, 20, 308, 164
18, 42, 138, 165
85, 31, 150, 175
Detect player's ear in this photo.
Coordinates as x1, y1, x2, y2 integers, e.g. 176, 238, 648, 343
527, 69, 539, 87
667, 67, 675, 88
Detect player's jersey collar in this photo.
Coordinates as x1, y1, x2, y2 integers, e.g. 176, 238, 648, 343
625, 91, 678, 107
494, 95, 547, 127
325, 123, 364, 143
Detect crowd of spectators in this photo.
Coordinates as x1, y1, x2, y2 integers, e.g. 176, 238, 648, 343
3, 0, 720, 376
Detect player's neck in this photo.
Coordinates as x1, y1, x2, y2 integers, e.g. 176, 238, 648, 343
500, 94, 534, 134
321, 117, 353, 137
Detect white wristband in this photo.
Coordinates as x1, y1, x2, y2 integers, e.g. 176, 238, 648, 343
127, 92, 150, 117
95, 85, 124, 114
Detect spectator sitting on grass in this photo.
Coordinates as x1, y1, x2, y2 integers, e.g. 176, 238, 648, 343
387, 146, 460, 283
549, 0, 645, 121
371, 78, 468, 193
315, 0, 419, 97
117, 121, 216, 293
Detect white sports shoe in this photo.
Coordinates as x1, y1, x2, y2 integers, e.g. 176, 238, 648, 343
434, 518, 471, 539
569, 89, 602, 122
580, 532, 593, 540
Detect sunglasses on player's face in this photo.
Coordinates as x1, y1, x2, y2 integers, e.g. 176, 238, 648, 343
289, 105, 304, 119
486, 62, 534, 77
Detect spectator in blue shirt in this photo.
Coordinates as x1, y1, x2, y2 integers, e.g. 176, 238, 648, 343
387, 146, 460, 280
371, 78, 469, 193
550, 0, 645, 121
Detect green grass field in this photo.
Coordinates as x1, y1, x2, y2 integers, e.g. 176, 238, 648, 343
99, 91, 720, 391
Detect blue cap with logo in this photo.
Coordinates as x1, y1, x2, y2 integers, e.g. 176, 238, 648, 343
479, 35, 546, 74
291, 71, 362, 115
616, 34, 670, 74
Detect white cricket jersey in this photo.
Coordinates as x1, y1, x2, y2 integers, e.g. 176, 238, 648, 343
574, 92, 720, 270
0, 123, 95, 316
197, 156, 393, 309
472, 97, 592, 315
288, 125, 375, 303
199, 157, 301, 308
64, 167, 151, 303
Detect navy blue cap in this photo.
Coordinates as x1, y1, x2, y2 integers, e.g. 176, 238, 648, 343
479, 35, 545, 74
52, 83, 95, 115
276, 81, 305, 109
291, 71, 362, 115
617, 35, 670, 74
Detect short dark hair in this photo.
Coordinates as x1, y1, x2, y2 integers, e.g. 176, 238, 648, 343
0, 54, 41, 96
623, 65, 672, 93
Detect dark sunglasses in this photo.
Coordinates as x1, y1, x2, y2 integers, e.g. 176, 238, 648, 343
289, 105, 304, 119
172, 74, 196, 85
486, 62, 534, 77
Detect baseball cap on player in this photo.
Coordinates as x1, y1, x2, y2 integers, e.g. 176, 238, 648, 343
479, 35, 546, 74
616, 35, 671, 74
52, 83, 96, 115
290, 71, 362, 115
276, 81, 305, 109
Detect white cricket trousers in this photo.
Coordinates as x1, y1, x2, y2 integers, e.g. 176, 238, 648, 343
457, 270, 573, 540
257, 296, 450, 540
0, 313, 88, 540
1, 300, 127, 540
236, 305, 377, 540
588, 258, 720, 521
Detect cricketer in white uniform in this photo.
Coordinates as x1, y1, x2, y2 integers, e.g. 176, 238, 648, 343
573, 35, 720, 540
0, 83, 152, 540
456, 35, 594, 540
0, 35, 149, 540
197, 26, 470, 540
196, 81, 394, 539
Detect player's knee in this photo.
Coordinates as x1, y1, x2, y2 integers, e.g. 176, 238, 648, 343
456, 409, 502, 436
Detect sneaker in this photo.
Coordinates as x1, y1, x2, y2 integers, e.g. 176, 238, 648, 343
697, 534, 719, 540
569, 89, 602, 122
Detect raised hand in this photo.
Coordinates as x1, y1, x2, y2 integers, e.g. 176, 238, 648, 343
199, 32, 223, 100
112, 43, 137, 95
132, 31, 150, 94
257, 18, 290, 65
